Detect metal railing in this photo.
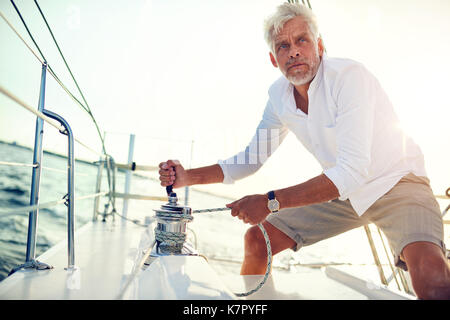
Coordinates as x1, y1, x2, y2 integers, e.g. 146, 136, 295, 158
0, 68, 103, 274
41, 109, 76, 269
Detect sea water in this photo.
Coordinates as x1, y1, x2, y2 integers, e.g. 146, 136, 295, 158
0, 141, 448, 287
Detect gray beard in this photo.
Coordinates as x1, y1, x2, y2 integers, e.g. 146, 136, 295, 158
285, 56, 321, 86
287, 69, 315, 86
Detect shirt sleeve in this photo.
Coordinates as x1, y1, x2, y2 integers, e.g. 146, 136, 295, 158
323, 64, 376, 199
218, 99, 288, 184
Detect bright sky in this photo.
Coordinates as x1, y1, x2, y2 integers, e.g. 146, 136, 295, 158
0, 0, 449, 200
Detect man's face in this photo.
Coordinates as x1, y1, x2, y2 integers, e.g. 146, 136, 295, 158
269, 16, 323, 87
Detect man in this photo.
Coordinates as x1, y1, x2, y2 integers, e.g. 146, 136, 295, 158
158, 3, 449, 299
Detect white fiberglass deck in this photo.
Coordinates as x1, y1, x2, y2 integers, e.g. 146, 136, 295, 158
0, 220, 413, 300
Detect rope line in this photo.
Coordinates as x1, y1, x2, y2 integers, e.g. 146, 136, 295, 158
0, 160, 90, 176
0, 85, 64, 130
192, 207, 272, 298
0, 161, 37, 168
192, 207, 231, 214
153, 208, 194, 254
155, 229, 186, 249
235, 223, 272, 297
0, 191, 107, 218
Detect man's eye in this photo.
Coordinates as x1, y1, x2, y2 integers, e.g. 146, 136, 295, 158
278, 44, 289, 50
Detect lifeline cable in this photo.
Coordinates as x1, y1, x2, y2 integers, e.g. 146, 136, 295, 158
8, 1, 89, 114
8, 0, 109, 157
33, 0, 107, 154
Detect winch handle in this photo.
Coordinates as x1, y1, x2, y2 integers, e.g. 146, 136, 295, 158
166, 164, 175, 195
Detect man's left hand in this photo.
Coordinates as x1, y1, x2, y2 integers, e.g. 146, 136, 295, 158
226, 194, 271, 225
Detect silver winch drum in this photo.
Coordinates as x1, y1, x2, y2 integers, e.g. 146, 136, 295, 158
153, 192, 193, 255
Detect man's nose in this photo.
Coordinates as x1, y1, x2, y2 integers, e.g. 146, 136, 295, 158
289, 46, 301, 58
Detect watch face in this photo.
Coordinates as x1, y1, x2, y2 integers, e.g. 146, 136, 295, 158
268, 199, 280, 212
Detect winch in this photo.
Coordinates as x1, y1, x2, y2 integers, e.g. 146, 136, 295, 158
151, 186, 197, 256
148, 184, 272, 297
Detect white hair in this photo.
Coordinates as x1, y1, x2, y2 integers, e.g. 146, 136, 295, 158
263, 2, 320, 53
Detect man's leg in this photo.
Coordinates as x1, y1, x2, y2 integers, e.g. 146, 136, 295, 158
401, 241, 450, 299
241, 220, 296, 275
367, 173, 448, 299
241, 199, 363, 275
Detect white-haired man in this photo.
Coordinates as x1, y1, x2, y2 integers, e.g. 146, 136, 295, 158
159, 3, 450, 299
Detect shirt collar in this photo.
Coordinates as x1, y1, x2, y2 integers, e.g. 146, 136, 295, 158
308, 53, 325, 94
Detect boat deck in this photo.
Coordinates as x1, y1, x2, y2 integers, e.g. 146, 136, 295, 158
0, 220, 414, 300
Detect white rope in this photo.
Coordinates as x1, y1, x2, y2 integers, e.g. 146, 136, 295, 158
154, 209, 194, 254
193, 207, 272, 298
192, 207, 231, 214
0, 160, 90, 176
234, 223, 272, 297
0, 85, 63, 130
0, 191, 107, 218
0, 161, 37, 168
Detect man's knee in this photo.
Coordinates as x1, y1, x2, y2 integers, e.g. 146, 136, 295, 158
409, 259, 450, 299
403, 242, 450, 299
244, 226, 268, 259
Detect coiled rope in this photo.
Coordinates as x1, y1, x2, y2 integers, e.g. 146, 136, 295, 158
154, 210, 194, 254
192, 207, 272, 298
237, 223, 272, 297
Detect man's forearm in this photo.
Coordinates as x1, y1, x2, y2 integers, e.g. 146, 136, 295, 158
274, 174, 340, 209
186, 164, 224, 186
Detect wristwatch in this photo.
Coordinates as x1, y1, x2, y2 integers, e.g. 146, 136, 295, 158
267, 191, 280, 213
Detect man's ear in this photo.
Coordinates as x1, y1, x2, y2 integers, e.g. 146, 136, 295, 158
318, 37, 324, 57
269, 52, 278, 68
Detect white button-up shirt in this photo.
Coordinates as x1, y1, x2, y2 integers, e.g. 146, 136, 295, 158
218, 55, 427, 216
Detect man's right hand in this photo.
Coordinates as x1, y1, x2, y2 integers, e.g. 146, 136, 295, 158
158, 159, 189, 189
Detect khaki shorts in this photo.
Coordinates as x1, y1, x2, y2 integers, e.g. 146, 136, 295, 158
266, 173, 446, 271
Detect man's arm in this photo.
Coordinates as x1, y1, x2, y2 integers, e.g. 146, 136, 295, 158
274, 174, 339, 209
186, 164, 224, 185
159, 160, 224, 188
226, 173, 339, 225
